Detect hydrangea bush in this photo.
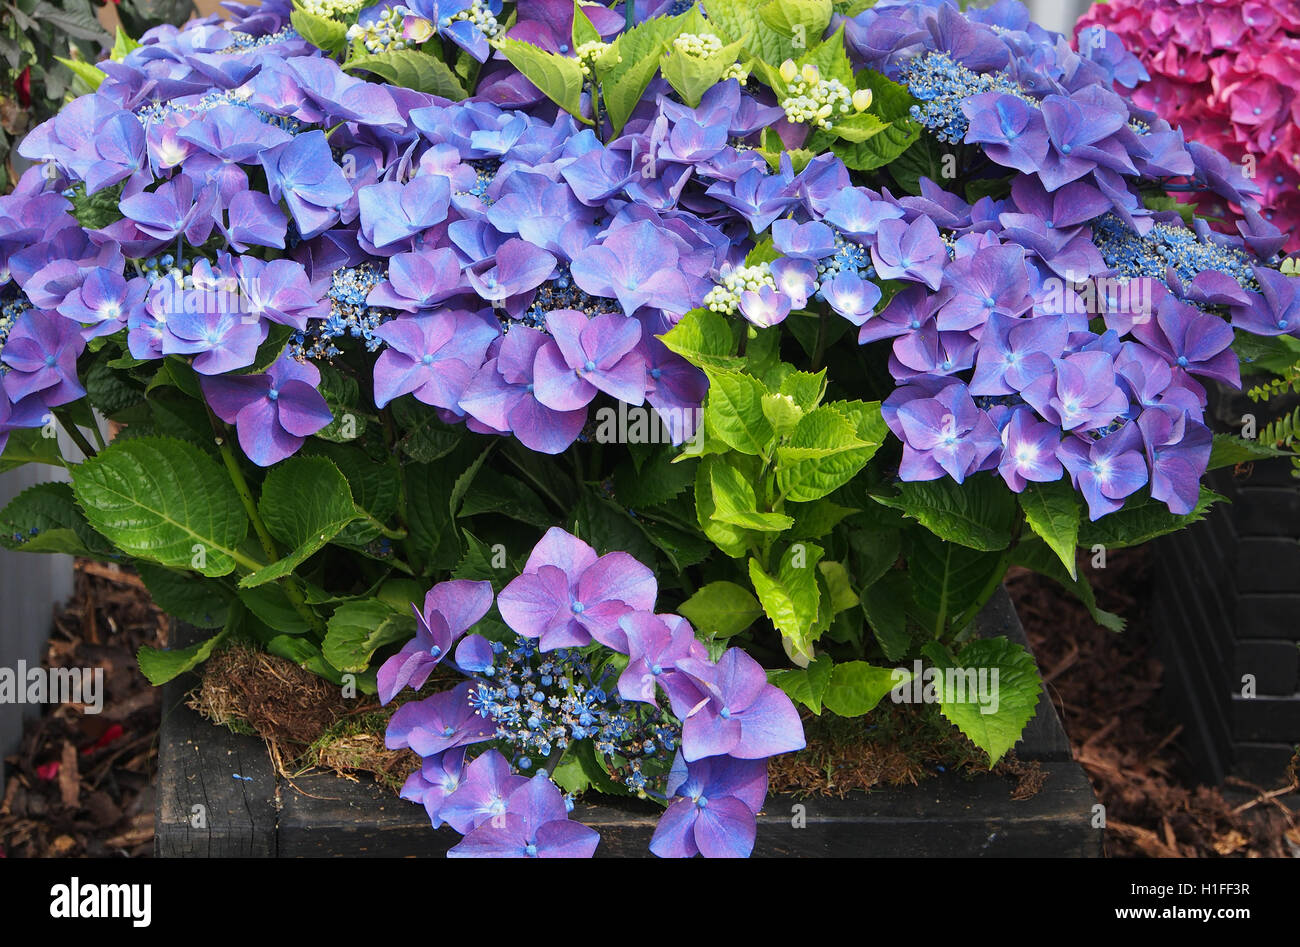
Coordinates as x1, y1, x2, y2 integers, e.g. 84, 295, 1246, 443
1, 0, 1295, 857
1076, 0, 1300, 252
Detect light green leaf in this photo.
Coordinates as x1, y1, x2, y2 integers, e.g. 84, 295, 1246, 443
1208, 433, 1287, 470
660, 34, 746, 107
748, 541, 824, 660
922, 637, 1042, 767
695, 457, 755, 558
657, 307, 737, 370
776, 403, 879, 501
345, 48, 467, 99
71, 437, 249, 577
678, 580, 763, 637
709, 460, 794, 532
55, 57, 105, 91
770, 654, 834, 713
493, 37, 586, 119
291, 9, 349, 55
137, 630, 228, 686
322, 600, 417, 674
703, 368, 775, 456
822, 659, 901, 717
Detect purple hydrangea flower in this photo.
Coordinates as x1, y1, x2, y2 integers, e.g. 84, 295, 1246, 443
1058, 423, 1149, 520
378, 579, 494, 704
998, 408, 1064, 492
439, 748, 530, 835
200, 352, 332, 467
649, 754, 768, 859
372, 310, 499, 410
532, 310, 646, 411
496, 527, 657, 652
386, 680, 495, 757
668, 648, 805, 763
1, 309, 86, 407
448, 771, 600, 858
888, 381, 1002, 482
570, 220, 695, 318
870, 216, 948, 291
400, 747, 466, 829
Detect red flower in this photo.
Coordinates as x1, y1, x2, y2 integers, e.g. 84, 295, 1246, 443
14, 67, 31, 109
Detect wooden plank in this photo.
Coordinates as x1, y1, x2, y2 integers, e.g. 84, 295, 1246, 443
155, 654, 278, 857
157, 589, 1101, 857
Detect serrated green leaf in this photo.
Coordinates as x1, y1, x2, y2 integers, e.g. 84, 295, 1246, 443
1208, 432, 1287, 470
346, 48, 467, 99
291, 9, 348, 55
770, 654, 833, 713
881, 475, 1017, 551
1019, 480, 1081, 580
137, 630, 228, 686
775, 403, 878, 501
0, 482, 110, 557
860, 569, 911, 661
709, 460, 794, 532
602, 15, 675, 132
922, 637, 1042, 767
1077, 487, 1224, 550
659, 34, 746, 107
322, 600, 417, 673
678, 580, 762, 638
136, 563, 232, 629
492, 37, 585, 118
239, 456, 360, 588
71, 437, 249, 577
821, 659, 900, 717
55, 56, 105, 91
703, 368, 775, 456
657, 307, 738, 370
748, 541, 823, 660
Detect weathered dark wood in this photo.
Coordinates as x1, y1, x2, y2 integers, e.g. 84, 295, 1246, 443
155, 676, 278, 856
157, 587, 1102, 857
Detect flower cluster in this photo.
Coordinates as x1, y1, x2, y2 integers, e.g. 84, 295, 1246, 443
381, 528, 805, 858
1076, 0, 1300, 250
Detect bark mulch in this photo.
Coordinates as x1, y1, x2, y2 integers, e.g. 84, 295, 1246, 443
1008, 549, 1299, 858
0, 561, 166, 858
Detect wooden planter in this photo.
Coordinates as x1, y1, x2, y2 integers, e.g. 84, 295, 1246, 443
1151, 389, 1300, 785
155, 588, 1102, 857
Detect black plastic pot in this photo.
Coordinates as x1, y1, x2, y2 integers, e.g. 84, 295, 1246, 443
154, 587, 1102, 857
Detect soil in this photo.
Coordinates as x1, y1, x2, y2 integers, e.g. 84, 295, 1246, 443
0, 562, 166, 857
1008, 548, 1299, 858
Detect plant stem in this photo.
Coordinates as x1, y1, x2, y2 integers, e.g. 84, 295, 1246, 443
54, 410, 97, 461
811, 310, 829, 371
204, 403, 326, 636
625, 0, 635, 31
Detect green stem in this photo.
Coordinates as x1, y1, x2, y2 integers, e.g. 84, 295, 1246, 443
625, 0, 635, 31
54, 410, 97, 460
204, 403, 326, 636
811, 309, 829, 371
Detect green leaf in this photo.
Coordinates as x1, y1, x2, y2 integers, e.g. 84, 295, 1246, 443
137, 630, 228, 686
822, 660, 900, 717
657, 307, 737, 371
0, 428, 66, 474
406, 461, 462, 572
748, 542, 824, 660
303, 441, 399, 545
602, 15, 676, 133
458, 469, 552, 528
922, 637, 1042, 767
709, 460, 794, 532
860, 570, 911, 661
880, 475, 1017, 551
703, 368, 775, 455
492, 37, 585, 119
1077, 487, 1225, 550
1208, 433, 1287, 470
345, 48, 467, 99
770, 654, 834, 713
239, 456, 360, 588
71, 438, 249, 577
776, 403, 879, 501
322, 600, 417, 674
291, 9, 348, 55
660, 34, 746, 107
0, 482, 110, 557
1011, 538, 1125, 633
833, 69, 920, 170
906, 529, 1004, 638
136, 563, 232, 629
1018, 480, 1081, 580
695, 456, 757, 558
55, 56, 105, 91
238, 584, 313, 636
110, 26, 141, 61
779, 369, 827, 410
678, 580, 762, 638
